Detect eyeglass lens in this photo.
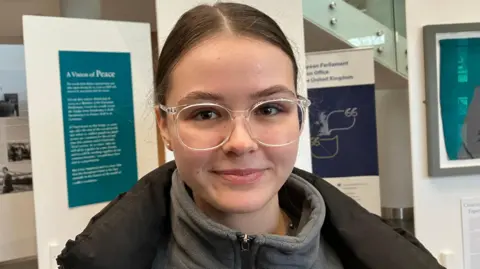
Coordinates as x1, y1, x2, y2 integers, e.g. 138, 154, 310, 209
175, 99, 305, 150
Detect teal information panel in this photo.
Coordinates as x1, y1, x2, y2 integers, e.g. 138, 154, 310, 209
440, 38, 480, 160
59, 51, 138, 208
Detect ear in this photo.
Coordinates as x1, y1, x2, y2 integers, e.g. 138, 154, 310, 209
155, 106, 173, 151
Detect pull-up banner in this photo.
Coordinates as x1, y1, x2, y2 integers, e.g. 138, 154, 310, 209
306, 48, 381, 215
23, 16, 158, 269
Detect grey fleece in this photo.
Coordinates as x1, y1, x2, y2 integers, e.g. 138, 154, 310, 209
156, 170, 344, 269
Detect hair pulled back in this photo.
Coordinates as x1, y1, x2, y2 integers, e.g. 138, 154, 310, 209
155, 2, 298, 107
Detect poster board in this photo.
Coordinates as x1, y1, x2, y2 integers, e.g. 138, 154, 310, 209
306, 48, 381, 215
23, 16, 158, 269
0, 44, 36, 263
461, 197, 480, 269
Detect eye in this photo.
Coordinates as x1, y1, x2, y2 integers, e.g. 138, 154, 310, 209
255, 103, 283, 116
261, 106, 278, 116
193, 110, 219, 121
179, 104, 228, 122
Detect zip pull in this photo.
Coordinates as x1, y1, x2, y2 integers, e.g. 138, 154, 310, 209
240, 234, 252, 251
237, 233, 255, 269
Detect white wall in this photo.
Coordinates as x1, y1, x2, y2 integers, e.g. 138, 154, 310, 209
375, 89, 413, 209
156, 0, 311, 172
23, 17, 158, 269
0, 45, 36, 263
0, 193, 35, 263
406, 0, 480, 268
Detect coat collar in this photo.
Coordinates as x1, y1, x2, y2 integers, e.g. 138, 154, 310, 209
57, 161, 444, 269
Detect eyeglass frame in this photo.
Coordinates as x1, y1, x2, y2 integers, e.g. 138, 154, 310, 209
158, 96, 312, 151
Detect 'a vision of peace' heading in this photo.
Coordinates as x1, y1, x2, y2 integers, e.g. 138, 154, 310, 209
66, 70, 116, 78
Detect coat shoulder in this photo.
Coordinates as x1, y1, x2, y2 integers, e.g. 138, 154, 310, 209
57, 162, 177, 269
292, 167, 445, 269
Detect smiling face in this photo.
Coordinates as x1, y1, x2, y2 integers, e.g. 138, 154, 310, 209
159, 33, 299, 214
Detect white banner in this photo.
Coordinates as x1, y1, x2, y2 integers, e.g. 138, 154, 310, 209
23, 16, 158, 269
461, 197, 480, 269
306, 48, 381, 215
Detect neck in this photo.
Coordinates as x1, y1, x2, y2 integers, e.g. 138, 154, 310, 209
194, 193, 286, 235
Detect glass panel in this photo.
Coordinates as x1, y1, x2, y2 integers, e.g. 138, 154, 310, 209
346, 0, 407, 75
345, 0, 395, 33
344, 0, 406, 38
393, 0, 408, 74
303, 0, 408, 77
393, 0, 407, 38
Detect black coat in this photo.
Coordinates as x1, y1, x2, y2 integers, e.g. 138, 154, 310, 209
57, 161, 445, 269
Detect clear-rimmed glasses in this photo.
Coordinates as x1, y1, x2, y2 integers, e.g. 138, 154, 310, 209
159, 96, 311, 151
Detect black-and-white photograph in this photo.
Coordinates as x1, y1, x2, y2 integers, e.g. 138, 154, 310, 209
0, 93, 19, 118
0, 165, 33, 195
7, 142, 31, 163
4, 93, 19, 117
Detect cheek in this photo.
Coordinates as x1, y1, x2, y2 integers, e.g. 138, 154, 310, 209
172, 146, 212, 185
264, 142, 299, 172
174, 147, 211, 168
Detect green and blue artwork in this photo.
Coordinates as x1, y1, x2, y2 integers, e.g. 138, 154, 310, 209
440, 38, 480, 160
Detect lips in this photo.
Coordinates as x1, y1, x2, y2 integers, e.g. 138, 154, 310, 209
213, 168, 265, 184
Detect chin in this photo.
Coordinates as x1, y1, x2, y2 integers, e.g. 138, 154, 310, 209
209, 188, 276, 214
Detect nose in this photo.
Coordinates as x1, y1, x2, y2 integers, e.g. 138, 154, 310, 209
221, 117, 258, 155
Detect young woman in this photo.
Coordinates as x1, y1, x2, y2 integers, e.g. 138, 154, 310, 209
57, 3, 445, 269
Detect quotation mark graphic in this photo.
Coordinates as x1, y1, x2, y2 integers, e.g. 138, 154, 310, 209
311, 107, 358, 159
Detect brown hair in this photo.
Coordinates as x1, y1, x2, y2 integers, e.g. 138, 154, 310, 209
155, 2, 298, 108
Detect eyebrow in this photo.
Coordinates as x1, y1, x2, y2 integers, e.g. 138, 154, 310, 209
177, 91, 223, 105
177, 85, 295, 105
250, 85, 295, 99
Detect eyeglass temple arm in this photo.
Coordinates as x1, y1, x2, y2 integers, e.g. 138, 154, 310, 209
298, 96, 312, 107
158, 104, 178, 114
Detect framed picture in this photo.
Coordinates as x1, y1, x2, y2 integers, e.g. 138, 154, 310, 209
423, 23, 480, 177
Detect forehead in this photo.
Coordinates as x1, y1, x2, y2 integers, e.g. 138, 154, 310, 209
167, 34, 295, 105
